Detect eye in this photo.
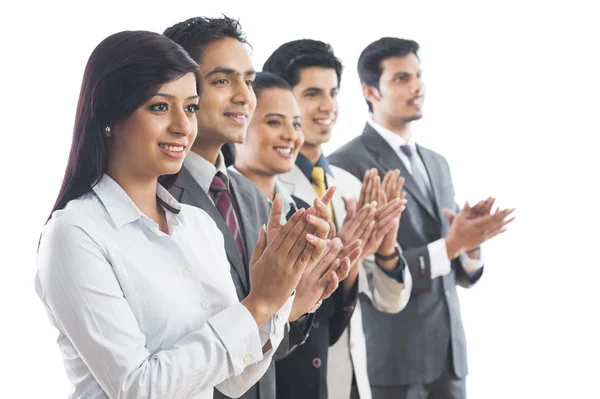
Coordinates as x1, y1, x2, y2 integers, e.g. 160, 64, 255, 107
214, 78, 229, 85
267, 120, 281, 127
185, 104, 199, 113
246, 79, 254, 87
150, 103, 168, 112
293, 122, 302, 129
330, 90, 339, 98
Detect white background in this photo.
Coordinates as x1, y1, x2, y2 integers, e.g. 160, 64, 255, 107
1, 1, 599, 397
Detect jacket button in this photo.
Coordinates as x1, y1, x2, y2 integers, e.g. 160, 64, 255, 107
312, 357, 321, 369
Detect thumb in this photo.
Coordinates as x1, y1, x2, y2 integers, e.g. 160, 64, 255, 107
441, 208, 456, 222
250, 225, 268, 270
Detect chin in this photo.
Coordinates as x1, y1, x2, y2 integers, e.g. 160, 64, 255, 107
405, 113, 423, 122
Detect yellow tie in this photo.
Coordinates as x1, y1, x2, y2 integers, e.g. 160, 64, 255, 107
311, 166, 334, 222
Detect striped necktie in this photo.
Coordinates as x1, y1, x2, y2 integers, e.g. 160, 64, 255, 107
209, 173, 243, 255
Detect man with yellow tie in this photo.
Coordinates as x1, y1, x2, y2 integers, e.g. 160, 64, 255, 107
265, 40, 414, 399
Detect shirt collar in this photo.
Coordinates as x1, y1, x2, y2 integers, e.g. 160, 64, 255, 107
367, 115, 417, 151
295, 152, 333, 182
184, 150, 230, 194
92, 174, 182, 229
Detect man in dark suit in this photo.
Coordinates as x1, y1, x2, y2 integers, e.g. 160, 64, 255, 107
163, 17, 345, 399
328, 37, 515, 399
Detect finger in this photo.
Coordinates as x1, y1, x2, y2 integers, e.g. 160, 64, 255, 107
319, 271, 340, 301
327, 220, 337, 239
338, 239, 362, 259
277, 209, 308, 254
267, 193, 284, 233
307, 213, 331, 239
343, 203, 374, 238
358, 170, 370, 208
320, 186, 336, 207
335, 258, 351, 282
305, 233, 328, 264
249, 225, 267, 269
315, 238, 343, 278
359, 219, 376, 245
346, 246, 363, 265
269, 208, 305, 251
355, 204, 377, 236
314, 198, 332, 224
342, 196, 357, 222
374, 198, 402, 220
394, 175, 405, 198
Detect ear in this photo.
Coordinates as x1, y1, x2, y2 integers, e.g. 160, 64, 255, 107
362, 82, 381, 105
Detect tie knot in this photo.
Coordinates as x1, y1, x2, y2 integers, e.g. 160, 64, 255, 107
400, 145, 414, 158
311, 166, 325, 185
210, 174, 227, 192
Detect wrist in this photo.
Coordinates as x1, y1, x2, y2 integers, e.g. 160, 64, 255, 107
242, 294, 275, 327
444, 236, 462, 260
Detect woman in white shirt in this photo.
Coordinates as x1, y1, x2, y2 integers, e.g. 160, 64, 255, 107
35, 30, 329, 399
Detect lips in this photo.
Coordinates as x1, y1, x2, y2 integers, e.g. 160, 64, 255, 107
158, 143, 186, 152
274, 147, 293, 156
224, 111, 248, 125
408, 96, 424, 107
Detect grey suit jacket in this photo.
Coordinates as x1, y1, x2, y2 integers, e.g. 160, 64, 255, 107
328, 123, 484, 387
169, 166, 277, 399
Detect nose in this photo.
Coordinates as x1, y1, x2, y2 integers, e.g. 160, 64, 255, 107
281, 121, 298, 142
413, 77, 424, 95
318, 94, 336, 113
232, 79, 255, 107
169, 107, 194, 137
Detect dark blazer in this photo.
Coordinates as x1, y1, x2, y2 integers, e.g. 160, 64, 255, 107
169, 167, 297, 399
274, 196, 358, 399
328, 123, 484, 387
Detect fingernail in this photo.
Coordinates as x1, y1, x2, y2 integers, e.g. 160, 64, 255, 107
308, 215, 315, 222
306, 233, 316, 241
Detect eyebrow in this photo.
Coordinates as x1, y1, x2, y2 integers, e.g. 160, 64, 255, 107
205, 67, 256, 78
154, 92, 199, 100
264, 113, 302, 120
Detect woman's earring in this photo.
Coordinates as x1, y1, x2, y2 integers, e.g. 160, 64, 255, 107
105, 126, 111, 137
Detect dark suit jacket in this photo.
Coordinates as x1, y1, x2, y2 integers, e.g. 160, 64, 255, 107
328, 123, 484, 387
169, 167, 300, 399
274, 196, 358, 399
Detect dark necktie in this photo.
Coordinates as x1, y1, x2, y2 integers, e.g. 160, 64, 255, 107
399, 145, 433, 204
209, 173, 243, 255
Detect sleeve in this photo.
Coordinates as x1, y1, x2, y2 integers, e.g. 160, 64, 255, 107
455, 252, 484, 288
358, 255, 412, 313
36, 221, 269, 399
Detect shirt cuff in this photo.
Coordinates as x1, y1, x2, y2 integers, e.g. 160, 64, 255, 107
428, 238, 451, 279
376, 256, 405, 283
459, 251, 485, 274
208, 301, 264, 376
258, 292, 295, 350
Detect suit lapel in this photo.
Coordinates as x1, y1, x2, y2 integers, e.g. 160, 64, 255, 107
417, 146, 443, 222
278, 165, 317, 207
176, 168, 249, 296
362, 123, 439, 222
326, 172, 347, 231
229, 175, 258, 270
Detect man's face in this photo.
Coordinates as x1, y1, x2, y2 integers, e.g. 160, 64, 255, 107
370, 53, 425, 123
194, 37, 256, 151
291, 67, 339, 147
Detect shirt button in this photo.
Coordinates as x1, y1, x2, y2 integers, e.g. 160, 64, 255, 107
312, 357, 322, 369
244, 355, 252, 364
445, 290, 450, 297
182, 269, 190, 276
275, 313, 280, 320
202, 302, 209, 309
313, 320, 320, 328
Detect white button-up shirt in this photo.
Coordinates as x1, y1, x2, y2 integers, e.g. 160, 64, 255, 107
35, 174, 292, 399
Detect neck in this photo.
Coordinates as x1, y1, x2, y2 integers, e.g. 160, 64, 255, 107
372, 111, 412, 142
300, 143, 322, 165
192, 137, 223, 166
105, 164, 160, 221
234, 162, 276, 200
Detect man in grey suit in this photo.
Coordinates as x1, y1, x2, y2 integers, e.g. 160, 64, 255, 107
328, 37, 515, 399
164, 17, 345, 399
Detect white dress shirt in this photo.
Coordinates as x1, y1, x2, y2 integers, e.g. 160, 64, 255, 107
35, 175, 293, 399
367, 117, 484, 278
